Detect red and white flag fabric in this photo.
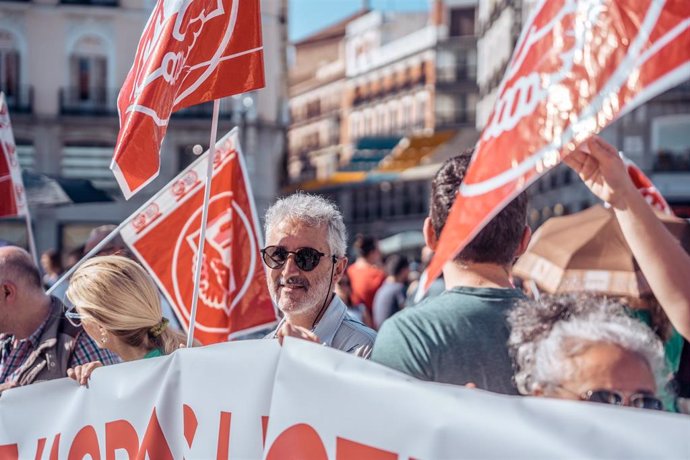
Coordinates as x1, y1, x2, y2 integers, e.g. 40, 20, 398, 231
120, 129, 277, 344
0, 93, 27, 219
622, 154, 673, 215
111, 0, 265, 199
425, 0, 690, 290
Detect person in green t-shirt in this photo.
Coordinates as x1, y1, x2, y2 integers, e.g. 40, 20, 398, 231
371, 152, 532, 395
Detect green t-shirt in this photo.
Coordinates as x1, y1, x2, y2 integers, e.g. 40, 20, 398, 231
143, 348, 164, 359
371, 286, 524, 395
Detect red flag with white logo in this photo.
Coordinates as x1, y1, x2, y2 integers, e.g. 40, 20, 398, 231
120, 129, 277, 343
0, 93, 27, 219
111, 0, 265, 199
425, 0, 690, 290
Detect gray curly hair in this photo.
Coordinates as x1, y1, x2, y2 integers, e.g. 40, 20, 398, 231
264, 193, 347, 257
508, 294, 667, 395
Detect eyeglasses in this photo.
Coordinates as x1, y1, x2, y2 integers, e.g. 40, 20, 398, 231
64, 306, 83, 327
556, 385, 664, 410
260, 246, 329, 272
582, 389, 663, 410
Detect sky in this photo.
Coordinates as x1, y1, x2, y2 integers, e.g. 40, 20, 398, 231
289, 0, 430, 42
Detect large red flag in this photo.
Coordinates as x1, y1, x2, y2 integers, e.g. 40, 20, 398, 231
111, 0, 265, 199
425, 0, 690, 290
120, 129, 277, 343
0, 93, 27, 219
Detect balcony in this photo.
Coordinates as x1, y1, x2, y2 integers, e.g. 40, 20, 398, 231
1, 86, 33, 114
435, 109, 475, 128
60, 0, 118, 6
60, 87, 118, 116
436, 65, 478, 85
172, 98, 237, 119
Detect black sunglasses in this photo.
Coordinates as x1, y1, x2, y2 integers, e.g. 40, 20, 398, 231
261, 246, 333, 272
583, 389, 663, 411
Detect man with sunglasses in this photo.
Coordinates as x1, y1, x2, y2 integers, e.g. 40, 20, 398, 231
0, 246, 118, 393
262, 193, 376, 356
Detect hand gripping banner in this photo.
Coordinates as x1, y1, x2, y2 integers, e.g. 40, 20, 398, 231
425, 0, 690, 290
120, 129, 277, 344
111, 0, 265, 198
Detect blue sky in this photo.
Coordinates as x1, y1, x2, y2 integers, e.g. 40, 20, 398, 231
289, 0, 430, 42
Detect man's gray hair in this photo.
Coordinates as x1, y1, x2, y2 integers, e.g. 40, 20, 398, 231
508, 294, 667, 395
264, 193, 347, 257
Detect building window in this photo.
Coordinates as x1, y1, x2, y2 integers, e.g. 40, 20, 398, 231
65, 35, 109, 113
61, 143, 116, 190
651, 115, 690, 172
0, 29, 24, 111
449, 7, 475, 37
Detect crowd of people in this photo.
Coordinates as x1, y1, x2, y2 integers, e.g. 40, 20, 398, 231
1, 135, 689, 416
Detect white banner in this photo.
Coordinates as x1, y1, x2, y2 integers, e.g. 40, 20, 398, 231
0, 341, 279, 460
1, 339, 689, 459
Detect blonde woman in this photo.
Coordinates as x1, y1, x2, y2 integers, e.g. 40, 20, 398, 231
65, 255, 186, 384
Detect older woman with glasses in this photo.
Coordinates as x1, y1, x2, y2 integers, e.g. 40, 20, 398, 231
64, 255, 186, 385
508, 294, 667, 411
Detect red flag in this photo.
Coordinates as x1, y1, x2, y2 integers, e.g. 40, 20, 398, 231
111, 0, 265, 199
622, 155, 673, 215
120, 129, 277, 343
0, 93, 27, 219
425, 0, 690, 290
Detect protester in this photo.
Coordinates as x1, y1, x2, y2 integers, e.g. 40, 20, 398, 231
262, 193, 376, 356
65, 255, 186, 384
508, 294, 667, 411
371, 152, 531, 394
346, 234, 386, 317
335, 273, 369, 324
565, 136, 690, 341
0, 247, 118, 393
372, 254, 409, 330
40, 249, 63, 288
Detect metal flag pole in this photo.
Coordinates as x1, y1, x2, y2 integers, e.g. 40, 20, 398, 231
186, 99, 221, 347
23, 213, 39, 269
46, 225, 124, 296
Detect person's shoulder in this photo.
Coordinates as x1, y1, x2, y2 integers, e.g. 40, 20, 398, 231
340, 315, 377, 343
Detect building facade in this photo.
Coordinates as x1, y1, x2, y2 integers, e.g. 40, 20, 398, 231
287, 0, 479, 240
0, 0, 287, 254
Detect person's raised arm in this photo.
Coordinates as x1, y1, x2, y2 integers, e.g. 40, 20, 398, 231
564, 136, 690, 339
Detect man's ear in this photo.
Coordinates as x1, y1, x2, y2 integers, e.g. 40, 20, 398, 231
1, 282, 17, 303
423, 217, 438, 251
515, 225, 532, 259
333, 256, 348, 281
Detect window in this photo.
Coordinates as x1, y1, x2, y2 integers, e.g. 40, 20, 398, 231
66, 35, 109, 112
61, 143, 115, 190
0, 30, 21, 106
449, 8, 475, 37
651, 115, 690, 172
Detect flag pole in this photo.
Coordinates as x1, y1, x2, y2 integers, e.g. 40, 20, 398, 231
46, 224, 124, 296
23, 213, 39, 268
186, 99, 220, 347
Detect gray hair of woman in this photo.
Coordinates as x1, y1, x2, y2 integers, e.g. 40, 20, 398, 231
507, 294, 668, 396
264, 192, 347, 257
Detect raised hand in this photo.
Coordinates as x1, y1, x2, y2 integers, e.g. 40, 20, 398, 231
563, 135, 635, 209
